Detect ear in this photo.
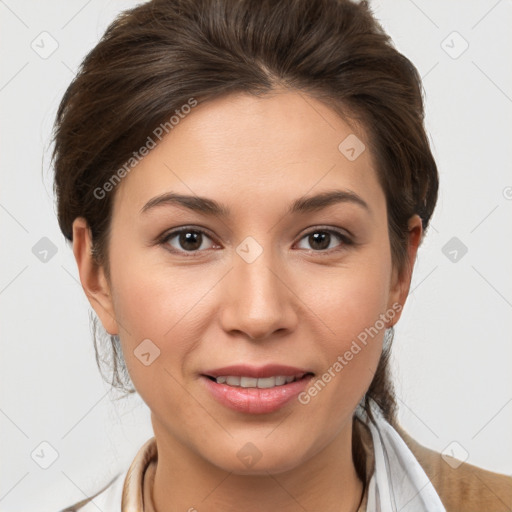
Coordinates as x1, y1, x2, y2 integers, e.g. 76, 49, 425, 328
386, 214, 423, 326
72, 217, 118, 335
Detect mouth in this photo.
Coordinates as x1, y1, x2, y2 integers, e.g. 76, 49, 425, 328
203, 373, 314, 389
199, 364, 315, 414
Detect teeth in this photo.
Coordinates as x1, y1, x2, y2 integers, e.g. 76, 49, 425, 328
214, 375, 301, 388
240, 376, 258, 387
255, 377, 277, 388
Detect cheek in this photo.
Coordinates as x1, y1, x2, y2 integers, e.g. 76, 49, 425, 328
108, 265, 202, 417
310, 250, 393, 342
107, 246, 222, 397
108, 232, 209, 339
301, 248, 393, 401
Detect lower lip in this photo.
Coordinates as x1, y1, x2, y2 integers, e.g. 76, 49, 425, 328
200, 375, 314, 414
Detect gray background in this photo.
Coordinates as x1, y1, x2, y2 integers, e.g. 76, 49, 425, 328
1, 0, 511, 510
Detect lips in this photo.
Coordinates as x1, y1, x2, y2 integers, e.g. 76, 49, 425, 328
200, 364, 315, 414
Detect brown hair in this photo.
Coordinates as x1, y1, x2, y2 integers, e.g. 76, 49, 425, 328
51, 0, 438, 448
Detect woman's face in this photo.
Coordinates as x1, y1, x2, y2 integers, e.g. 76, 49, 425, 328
75, 90, 420, 474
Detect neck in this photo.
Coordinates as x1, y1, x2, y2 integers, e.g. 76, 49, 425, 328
150, 416, 364, 512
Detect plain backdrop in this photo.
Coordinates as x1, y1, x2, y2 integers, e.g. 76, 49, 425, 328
1, 0, 511, 510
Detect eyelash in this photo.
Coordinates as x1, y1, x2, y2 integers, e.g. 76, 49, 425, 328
158, 226, 354, 257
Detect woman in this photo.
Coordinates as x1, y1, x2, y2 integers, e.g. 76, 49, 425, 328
52, 0, 512, 510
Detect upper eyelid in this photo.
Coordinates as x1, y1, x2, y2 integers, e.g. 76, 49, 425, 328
295, 228, 352, 249
162, 226, 218, 243
160, 226, 219, 249
161, 226, 351, 251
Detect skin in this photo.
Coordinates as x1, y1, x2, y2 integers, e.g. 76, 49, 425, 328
73, 89, 422, 512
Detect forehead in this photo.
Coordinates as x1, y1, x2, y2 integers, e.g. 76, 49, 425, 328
112, 90, 384, 219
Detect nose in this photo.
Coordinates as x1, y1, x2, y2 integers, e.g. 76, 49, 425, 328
219, 242, 298, 341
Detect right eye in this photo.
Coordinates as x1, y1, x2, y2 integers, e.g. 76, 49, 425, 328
160, 227, 220, 255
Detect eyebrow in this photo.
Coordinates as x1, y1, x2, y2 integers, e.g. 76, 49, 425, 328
140, 190, 370, 217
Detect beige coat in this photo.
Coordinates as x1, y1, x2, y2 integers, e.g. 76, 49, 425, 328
394, 423, 512, 511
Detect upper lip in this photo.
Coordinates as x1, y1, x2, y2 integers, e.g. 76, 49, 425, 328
202, 364, 314, 379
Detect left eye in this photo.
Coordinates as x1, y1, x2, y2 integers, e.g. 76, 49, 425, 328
296, 229, 350, 252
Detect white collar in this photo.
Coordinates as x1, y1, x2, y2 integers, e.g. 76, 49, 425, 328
72, 401, 446, 512
355, 399, 446, 511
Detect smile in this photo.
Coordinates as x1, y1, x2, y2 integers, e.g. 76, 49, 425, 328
207, 374, 309, 388
201, 372, 315, 414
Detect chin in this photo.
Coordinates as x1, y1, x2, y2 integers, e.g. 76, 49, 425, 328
203, 440, 309, 476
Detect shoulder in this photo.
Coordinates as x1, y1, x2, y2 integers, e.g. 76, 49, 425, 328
395, 424, 512, 512
57, 437, 156, 512
58, 470, 126, 512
